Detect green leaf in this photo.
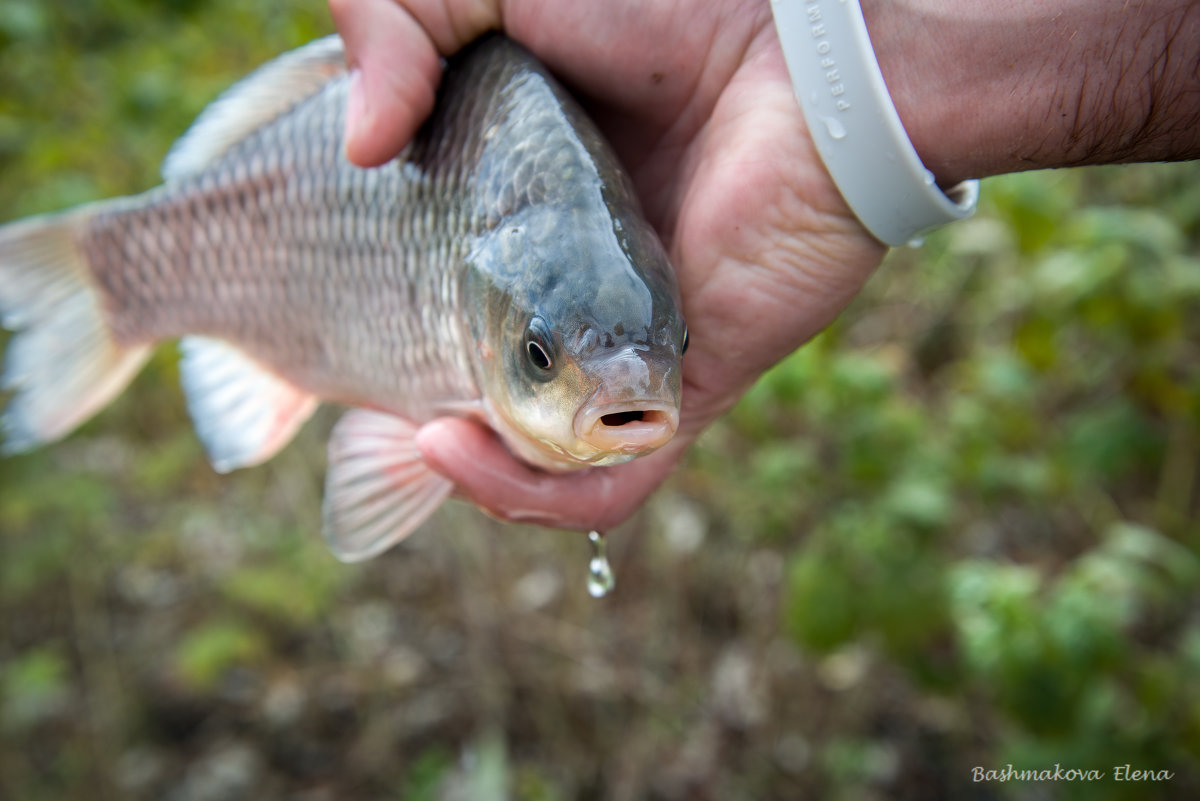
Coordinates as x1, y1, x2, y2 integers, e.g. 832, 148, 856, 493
0, 646, 70, 732
174, 620, 266, 689
785, 550, 860, 652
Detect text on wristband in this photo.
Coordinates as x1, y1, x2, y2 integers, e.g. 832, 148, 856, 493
805, 1, 850, 112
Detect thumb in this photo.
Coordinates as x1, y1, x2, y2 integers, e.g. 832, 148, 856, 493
330, 0, 443, 167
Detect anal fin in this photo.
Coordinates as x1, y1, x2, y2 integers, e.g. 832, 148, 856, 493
322, 409, 454, 562
179, 336, 317, 473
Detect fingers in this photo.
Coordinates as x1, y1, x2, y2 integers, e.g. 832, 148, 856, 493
415, 417, 684, 532
329, 0, 443, 166
330, 0, 504, 167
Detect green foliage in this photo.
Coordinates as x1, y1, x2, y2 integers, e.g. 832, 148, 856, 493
398, 748, 455, 801
0, 0, 329, 216
173, 619, 267, 690
764, 164, 1200, 796
0, 645, 70, 732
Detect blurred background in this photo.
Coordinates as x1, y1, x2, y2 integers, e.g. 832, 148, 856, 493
2, 2, 1199, 799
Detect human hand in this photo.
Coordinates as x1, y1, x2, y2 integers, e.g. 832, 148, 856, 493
329, 0, 888, 531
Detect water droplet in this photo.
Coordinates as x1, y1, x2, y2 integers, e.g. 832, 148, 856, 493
586, 531, 615, 598
820, 115, 847, 140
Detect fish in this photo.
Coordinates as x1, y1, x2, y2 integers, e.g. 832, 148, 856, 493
0, 34, 687, 561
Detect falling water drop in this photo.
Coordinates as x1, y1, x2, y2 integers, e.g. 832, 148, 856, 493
586, 531, 615, 598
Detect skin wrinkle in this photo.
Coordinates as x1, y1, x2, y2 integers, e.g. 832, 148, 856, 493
608, 8, 765, 241
1063, 8, 1146, 165
1067, 58, 1096, 164
674, 60, 867, 343
705, 170, 854, 335
1013, 2, 1200, 171
402, 0, 502, 54
680, 11, 777, 154
1022, 12, 1091, 168
1134, 10, 1200, 161
679, 72, 799, 236
1095, 10, 1144, 159
1142, 22, 1172, 148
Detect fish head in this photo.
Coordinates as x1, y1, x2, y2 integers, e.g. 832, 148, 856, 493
467, 204, 686, 471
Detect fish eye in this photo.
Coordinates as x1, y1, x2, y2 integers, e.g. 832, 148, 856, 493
524, 317, 556, 375
527, 339, 552, 370
681, 325, 690, 355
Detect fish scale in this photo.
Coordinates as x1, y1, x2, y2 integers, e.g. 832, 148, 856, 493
0, 34, 686, 561
85, 73, 472, 411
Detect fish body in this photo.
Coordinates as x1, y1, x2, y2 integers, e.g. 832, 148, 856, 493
0, 35, 686, 560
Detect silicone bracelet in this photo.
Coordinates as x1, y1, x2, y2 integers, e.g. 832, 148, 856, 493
770, 0, 979, 246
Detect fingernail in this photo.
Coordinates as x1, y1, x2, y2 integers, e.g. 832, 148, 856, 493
344, 69, 367, 154
414, 419, 455, 470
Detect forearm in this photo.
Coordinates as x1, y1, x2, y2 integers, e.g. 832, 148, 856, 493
862, 0, 1200, 187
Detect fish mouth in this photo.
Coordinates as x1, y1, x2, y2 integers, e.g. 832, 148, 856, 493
574, 401, 679, 455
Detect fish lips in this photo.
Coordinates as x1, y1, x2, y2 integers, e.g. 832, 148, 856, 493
573, 400, 680, 457
570, 345, 681, 459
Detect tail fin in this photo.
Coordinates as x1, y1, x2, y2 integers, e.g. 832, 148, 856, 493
0, 209, 151, 454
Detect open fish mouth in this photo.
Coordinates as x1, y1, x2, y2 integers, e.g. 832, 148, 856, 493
574, 401, 679, 455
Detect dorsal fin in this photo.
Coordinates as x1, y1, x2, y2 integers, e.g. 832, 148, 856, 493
162, 35, 347, 181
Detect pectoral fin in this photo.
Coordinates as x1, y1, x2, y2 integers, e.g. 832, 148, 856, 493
179, 336, 317, 473
322, 409, 453, 563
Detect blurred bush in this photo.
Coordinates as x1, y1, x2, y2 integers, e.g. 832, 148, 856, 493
761, 165, 1200, 799
2, 3, 1199, 800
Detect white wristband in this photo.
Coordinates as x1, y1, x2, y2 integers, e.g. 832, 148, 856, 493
770, 0, 979, 246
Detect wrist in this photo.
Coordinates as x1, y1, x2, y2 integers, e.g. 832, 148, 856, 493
771, 0, 979, 245
863, 0, 1200, 186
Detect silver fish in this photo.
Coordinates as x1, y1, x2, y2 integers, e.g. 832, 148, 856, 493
0, 35, 686, 561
